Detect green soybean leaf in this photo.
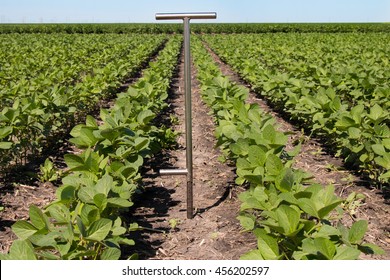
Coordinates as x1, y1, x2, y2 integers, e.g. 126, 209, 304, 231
262, 124, 276, 143
255, 229, 280, 260
69, 127, 98, 148
276, 168, 295, 193
230, 138, 250, 157
12, 221, 38, 240
86, 115, 98, 128
0, 142, 13, 149
78, 186, 96, 204
240, 249, 264, 260
86, 218, 112, 241
56, 185, 77, 202
107, 197, 134, 208
101, 247, 121, 260
253, 186, 269, 204
348, 127, 361, 139
80, 204, 100, 226
113, 217, 122, 228
333, 246, 361, 260
69, 124, 84, 138
118, 238, 135, 246
100, 128, 120, 142
314, 237, 336, 259
0, 126, 13, 139
28, 232, 58, 248
298, 198, 319, 218
7, 240, 37, 260
29, 205, 48, 230
335, 116, 356, 130
111, 226, 127, 236
314, 224, 341, 238
358, 243, 385, 255
248, 145, 267, 166
221, 124, 241, 141
275, 205, 301, 236
137, 110, 155, 125
317, 186, 343, 219
237, 215, 255, 231
348, 220, 368, 244
38, 251, 60, 260
379, 170, 390, 180
318, 200, 343, 220
95, 174, 113, 196
301, 238, 317, 256
371, 144, 386, 156
350, 104, 364, 124
64, 154, 84, 170
375, 154, 390, 169
47, 203, 71, 224
265, 154, 284, 175
134, 137, 149, 151
368, 104, 384, 121
76, 216, 87, 238
93, 193, 108, 211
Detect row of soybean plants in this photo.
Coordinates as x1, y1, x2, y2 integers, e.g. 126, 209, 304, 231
191, 36, 383, 259
203, 33, 390, 187
0, 33, 166, 168
0, 36, 182, 260
2, 23, 390, 34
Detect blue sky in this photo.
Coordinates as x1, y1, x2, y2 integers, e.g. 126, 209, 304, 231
1, 0, 389, 23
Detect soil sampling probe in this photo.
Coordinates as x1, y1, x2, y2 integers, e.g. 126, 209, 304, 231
156, 12, 217, 219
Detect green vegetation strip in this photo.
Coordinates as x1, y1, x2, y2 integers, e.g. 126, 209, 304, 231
0, 34, 166, 168
191, 36, 383, 260
204, 33, 390, 187
1, 23, 389, 34
0, 36, 182, 260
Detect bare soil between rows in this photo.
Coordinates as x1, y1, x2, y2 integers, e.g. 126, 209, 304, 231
0, 41, 389, 260
126, 48, 256, 259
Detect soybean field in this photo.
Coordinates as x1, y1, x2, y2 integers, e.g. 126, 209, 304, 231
0, 23, 389, 260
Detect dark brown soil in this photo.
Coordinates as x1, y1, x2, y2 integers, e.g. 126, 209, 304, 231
0, 181, 56, 253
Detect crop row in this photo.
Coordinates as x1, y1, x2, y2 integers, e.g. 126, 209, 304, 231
0, 36, 182, 260
1, 23, 390, 34
191, 36, 383, 259
0, 34, 166, 168
204, 33, 390, 187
